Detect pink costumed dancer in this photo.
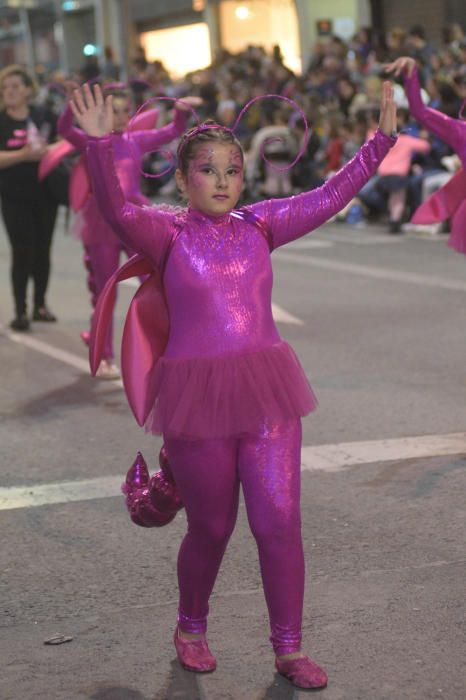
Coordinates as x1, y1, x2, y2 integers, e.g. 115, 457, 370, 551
70, 83, 397, 689
57, 85, 189, 378
385, 57, 466, 252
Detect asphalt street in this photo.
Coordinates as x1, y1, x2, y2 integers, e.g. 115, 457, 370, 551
0, 209, 465, 700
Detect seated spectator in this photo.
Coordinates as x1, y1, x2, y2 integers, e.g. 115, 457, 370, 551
376, 108, 431, 232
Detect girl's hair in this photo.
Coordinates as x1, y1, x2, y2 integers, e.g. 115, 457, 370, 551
176, 120, 244, 175
0, 64, 36, 94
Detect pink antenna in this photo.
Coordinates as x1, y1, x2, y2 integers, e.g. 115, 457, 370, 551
127, 96, 202, 179
232, 93, 310, 172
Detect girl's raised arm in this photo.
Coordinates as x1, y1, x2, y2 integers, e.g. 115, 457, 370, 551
248, 83, 397, 249
131, 97, 201, 157
71, 84, 174, 265
57, 102, 88, 152
385, 57, 465, 153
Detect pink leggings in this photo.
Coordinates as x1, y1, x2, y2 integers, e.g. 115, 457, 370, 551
165, 418, 304, 656
84, 243, 131, 360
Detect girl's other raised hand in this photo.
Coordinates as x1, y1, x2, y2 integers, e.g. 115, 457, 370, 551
70, 83, 113, 138
384, 56, 416, 78
378, 80, 397, 136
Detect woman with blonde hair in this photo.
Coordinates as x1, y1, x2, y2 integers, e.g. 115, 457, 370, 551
0, 65, 59, 330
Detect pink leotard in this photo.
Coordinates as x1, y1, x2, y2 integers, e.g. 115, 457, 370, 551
87, 128, 395, 439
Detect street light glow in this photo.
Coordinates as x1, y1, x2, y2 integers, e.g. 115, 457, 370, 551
83, 43, 98, 56
235, 6, 251, 20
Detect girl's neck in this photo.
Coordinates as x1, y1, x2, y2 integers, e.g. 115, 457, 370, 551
188, 206, 232, 222
6, 104, 29, 121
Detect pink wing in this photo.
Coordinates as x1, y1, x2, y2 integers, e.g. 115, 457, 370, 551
89, 253, 169, 426
129, 107, 160, 131
411, 169, 466, 223
38, 140, 75, 181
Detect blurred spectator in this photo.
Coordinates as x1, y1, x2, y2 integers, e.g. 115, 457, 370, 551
102, 46, 120, 81
16, 18, 464, 217
376, 108, 431, 232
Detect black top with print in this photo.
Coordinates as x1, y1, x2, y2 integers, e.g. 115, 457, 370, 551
0, 105, 57, 200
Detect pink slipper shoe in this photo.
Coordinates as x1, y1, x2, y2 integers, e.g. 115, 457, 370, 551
80, 330, 90, 346
174, 627, 216, 673
275, 655, 328, 689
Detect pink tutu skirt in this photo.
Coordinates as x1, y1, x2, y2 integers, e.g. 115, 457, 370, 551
144, 341, 317, 440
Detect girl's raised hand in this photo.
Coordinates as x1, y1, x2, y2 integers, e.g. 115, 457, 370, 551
378, 80, 397, 136
175, 96, 203, 112
70, 83, 113, 138
384, 56, 416, 78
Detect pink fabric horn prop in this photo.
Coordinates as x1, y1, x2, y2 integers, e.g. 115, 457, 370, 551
121, 447, 183, 527
38, 140, 75, 181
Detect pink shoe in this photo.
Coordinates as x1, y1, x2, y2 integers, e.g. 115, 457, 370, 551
275, 655, 328, 689
80, 330, 90, 346
174, 627, 216, 673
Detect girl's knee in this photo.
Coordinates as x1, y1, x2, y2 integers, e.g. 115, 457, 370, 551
188, 514, 236, 549
249, 511, 301, 548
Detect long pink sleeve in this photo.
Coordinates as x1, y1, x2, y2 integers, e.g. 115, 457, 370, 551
57, 103, 88, 152
404, 67, 466, 154
249, 128, 396, 249
87, 136, 174, 267
131, 108, 187, 156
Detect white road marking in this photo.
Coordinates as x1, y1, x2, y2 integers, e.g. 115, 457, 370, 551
271, 303, 303, 325
0, 324, 123, 387
290, 232, 399, 247
121, 279, 304, 324
121, 278, 140, 288
0, 476, 123, 511
275, 251, 466, 292
287, 239, 334, 249
1, 432, 464, 511
301, 432, 466, 472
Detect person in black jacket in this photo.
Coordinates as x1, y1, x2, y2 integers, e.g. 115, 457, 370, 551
0, 65, 59, 331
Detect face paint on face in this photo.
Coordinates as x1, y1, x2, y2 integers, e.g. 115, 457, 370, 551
179, 142, 244, 217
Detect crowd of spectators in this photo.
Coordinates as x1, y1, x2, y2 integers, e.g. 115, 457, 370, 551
33, 22, 466, 230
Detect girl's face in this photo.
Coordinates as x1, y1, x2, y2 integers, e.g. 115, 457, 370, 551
1, 74, 31, 109
176, 141, 244, 217
112, 96, 132, 132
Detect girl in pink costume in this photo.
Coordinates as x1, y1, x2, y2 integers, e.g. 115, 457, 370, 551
385, 57, 466, 251
58, 86, 190, 378
70, 83, 397, 689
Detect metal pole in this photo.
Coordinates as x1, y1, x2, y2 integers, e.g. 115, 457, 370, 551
115, 0, 130, 82
54, 0, 69, 75
94, 0, 105, 62
19, 6, 35, 74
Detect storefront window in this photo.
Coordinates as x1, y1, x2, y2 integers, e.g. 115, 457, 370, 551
140, 23, 212, 78
219, 0, 301, 72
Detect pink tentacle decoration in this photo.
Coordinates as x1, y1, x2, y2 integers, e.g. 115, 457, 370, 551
127, 96, 201, 179
459, 99, 466, 120
231, 93, 310, 172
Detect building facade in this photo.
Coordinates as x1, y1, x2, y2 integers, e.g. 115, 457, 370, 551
0, 0, 464, 78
